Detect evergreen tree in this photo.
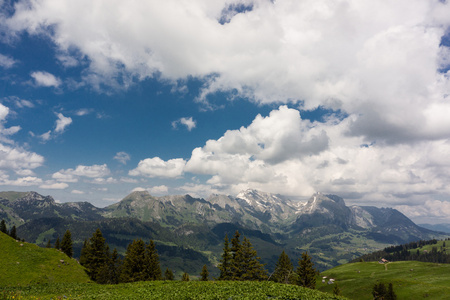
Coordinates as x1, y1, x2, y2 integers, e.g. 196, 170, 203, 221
182, 272, 190, 281
333, 283, 341, 296
96, 244, 112, 284
46, 240, 52, 248
164, 268, 174, 281
145, 240, 162, 280
372, 283, 387, 299
120, 239, 147, 282
109, 248, 122, 284
79, 239, 90, 266
81, 228, 109, 282
54, 237, 61, 250
60, 230, 73, 258
386, 283, 397, 300
218, 234, 233, 280
296, 252, 317, 289
230, 230, 242, 279
271, 250, 294, 284
9, 225, 17, 240
236, 237, 268, 281
0, 219, 7, 234
200, 265, 209, 281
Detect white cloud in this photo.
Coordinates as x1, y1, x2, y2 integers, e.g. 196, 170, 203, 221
74, 108, 93, 116
120, 177, 138, 183
0, 53, 17, 68
40, 181, 69, 189
396, 199, 450, 224
149, 185, 169, 195
53, 164, 111, 182
114, 151, 130, 164
0, 176, 43, 186
71, 189, 85, 194
5, 0, 449, 146
92, 177, 117, 184
172, 117, 197, 131
129, 157, 186, 178
39, 130, 52, 142
30, 71, 62, 87
0, 143, 44, 171
55, 113, 72, 133
13, 97, 34, 108
179, 106, 450, 211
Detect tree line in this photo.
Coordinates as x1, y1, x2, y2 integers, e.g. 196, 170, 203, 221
47, 227, 320, 288
1, 219, 20, 241
217, 230, 319, 289
352, 238, 450, 264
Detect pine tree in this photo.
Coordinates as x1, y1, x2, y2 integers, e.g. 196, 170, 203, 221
54, 237, 61, 250
200, 265, 209, 281
46, 240, 52, 248
237, 237, 268, 281
145, 240, 162, 280
333, 283, 341, 296
61, 230, 73, 258
109, 248, 122, 284
218, 234, 233, 280
9, 225, 17, 240
271, 250, 294, 284
230, 230, 243, 279
79, 239, 90, 266
0, 219, 7, 234
182, 272, 190, 281
164, 268, 174, 281
372, 283, 387, 299
81, 228, 109, 282
386, 283, 397, 300
296, 252, 317, 289
120, 239, 147, 282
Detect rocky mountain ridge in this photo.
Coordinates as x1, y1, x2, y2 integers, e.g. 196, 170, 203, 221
0, 189, 445, 273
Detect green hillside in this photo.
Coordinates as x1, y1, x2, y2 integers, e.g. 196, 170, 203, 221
318, 261, 450, 299
2, 281, 346, 300
0, 232, 90, 286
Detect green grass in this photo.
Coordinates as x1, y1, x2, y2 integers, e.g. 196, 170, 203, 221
0, 232, 90, 285
318, 261, 450, 299
1, 281, 346, 300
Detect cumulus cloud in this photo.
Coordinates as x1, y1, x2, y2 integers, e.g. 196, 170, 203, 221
4, 0, 450, 145
40, 181, 69, 189
30, 71, 62, 87
0, 54, 17, 68
172, 117, 197, 131
55, 113, 72, 133
114, 151, 130, 164
0, 176, 43, 186
129, 157, 186, 178
180, 106, 450, 208
149, 185, 169, 195
53, 164, 111, 183
71, 189, 85, 194
0, 142, 44, 171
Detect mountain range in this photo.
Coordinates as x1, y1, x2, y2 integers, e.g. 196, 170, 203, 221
0, 189, 446, 274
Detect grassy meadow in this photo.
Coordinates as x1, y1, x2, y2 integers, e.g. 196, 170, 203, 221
318, 261, 450, 299
0, 232, 90, 286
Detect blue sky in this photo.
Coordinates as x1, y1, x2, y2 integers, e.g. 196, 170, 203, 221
1, 0, 450, 224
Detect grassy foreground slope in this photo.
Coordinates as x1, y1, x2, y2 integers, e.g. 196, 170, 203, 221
318, 261, 450, 299
2, 281, 346, 300
0, 232, 90, 285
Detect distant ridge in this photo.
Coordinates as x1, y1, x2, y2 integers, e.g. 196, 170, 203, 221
0, 189, 446, 272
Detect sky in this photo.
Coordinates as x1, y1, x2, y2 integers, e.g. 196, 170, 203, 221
0, 0, 450, 224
